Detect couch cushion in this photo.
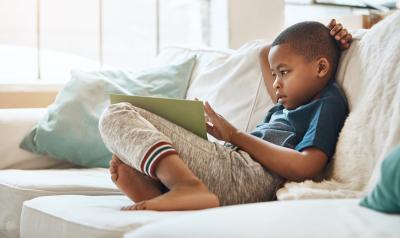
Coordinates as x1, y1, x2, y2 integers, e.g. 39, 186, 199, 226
0, 108, 75, 170
19, 57, 196, 168
0, 169, 120, 238
21, 196, 400, 238
20, 195, 191, 238
126, 199, 400, 238
360, 144, 400, 213
154, 46, 233, 82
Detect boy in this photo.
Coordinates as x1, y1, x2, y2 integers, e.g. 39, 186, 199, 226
99, 19, 352, 211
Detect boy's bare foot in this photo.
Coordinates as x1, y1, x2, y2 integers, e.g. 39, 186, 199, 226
121, 180, 220, 211
109, 155, 165, 202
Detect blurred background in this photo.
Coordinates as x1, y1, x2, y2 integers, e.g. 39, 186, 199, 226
0, 0, 398, 107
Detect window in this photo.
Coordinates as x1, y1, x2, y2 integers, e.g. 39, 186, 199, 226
0, 0, 212, 83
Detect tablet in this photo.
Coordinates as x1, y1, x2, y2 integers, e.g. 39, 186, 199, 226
109, 94, 208, 140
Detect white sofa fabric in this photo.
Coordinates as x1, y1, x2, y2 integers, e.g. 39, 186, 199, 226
0, 169, 121, 238
126, 199, 400, 238
0, 108, 122, 238
0, 108, 75, 170
20, 197, 400, 238
20, 195, 190, 238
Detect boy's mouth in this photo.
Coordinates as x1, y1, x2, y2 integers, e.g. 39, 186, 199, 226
276, 94, 286, 103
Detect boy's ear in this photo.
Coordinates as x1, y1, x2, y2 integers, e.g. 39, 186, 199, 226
316, 57, 330, 78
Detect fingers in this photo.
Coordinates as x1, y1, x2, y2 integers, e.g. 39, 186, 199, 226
205, 122, 214, 133
327, 19, 336, 29
342, 33, 352, 43
340, 33, 352, 48
330, 23, 343, 38
204, 101, 217, 118
201, 101, 216, 125
205, 113, 211, 123
336, 28, 348, 41
328, 20, 352, 50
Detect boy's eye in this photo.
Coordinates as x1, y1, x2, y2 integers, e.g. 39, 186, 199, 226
280, 70, 288, 75
271, 73, 277, 78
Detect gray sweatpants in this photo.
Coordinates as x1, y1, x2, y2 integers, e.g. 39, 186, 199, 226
98, 102, 283, 206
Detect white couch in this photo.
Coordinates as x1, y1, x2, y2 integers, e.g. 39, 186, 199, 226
1, 12, 400, 238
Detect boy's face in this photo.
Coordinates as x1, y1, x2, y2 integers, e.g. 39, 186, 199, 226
268, 44, 328, 110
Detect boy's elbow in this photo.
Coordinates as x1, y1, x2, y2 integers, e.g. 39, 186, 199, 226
259, 44, 271, 59
290, 170, 320, 182
289, 154, 328, 182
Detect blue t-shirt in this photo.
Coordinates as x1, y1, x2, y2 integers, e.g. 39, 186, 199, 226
248, 81, 348, 159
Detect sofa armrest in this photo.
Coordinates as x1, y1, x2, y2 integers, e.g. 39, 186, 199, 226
0, 108, 77, 169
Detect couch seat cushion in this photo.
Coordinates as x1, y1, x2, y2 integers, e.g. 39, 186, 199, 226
20, 195, 191, 238
127, 199, 400, 238
0, 169, 120, 238
20, 197, 400, 238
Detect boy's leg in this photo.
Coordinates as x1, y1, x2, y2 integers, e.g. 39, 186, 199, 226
99, 102, 219, 210
123, 153, 219, 211
109, 155, 164, 202
131, 103, 284, 205
110, 153, 219, 211
99, 102, 283, 209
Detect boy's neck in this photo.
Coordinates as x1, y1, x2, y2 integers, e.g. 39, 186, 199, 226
312, 79, 334, 101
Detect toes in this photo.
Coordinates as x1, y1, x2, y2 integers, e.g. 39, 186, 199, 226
112, 154, 123, 164
121, 205, 133, 211
121, 203, 142, 211
111, 173, 118, 182
109, 155, 121, 171
109, 162, 117, 175
135, 202, 147, 210
120, 202, 147, 211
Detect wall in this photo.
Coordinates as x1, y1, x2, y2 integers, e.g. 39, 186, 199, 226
0, 84, 60, 108
210, 0, 284, 49
0, 91, 57, 108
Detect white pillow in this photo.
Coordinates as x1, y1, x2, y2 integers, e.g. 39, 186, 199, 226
333, 12, 400, 193
154, 46, 233, 85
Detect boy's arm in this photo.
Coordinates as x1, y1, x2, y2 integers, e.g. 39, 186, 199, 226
230, 131, 328, 182
259, 45, 277, 103
203, 101, 327, 182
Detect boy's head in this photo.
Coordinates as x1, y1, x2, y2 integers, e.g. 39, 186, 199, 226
268, 21, 340, 109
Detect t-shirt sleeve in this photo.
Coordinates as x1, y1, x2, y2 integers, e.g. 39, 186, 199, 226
295, 99, 348, 158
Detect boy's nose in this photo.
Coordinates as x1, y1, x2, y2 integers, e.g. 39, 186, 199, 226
273, 79, 281, 89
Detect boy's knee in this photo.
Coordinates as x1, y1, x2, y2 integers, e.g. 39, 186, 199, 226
108, 102, 138, 113
99, 102, 140, 132
103, 102, 140, 118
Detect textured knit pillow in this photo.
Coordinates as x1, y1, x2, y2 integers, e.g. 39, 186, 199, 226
360, 145, 400, 213
19, 56, 196, 167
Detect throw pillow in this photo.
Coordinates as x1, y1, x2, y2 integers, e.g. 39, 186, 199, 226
19, 56, 196, 168
359, 145, 400, 213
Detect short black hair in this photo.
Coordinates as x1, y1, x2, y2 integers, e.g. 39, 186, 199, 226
271, 21, 340, 80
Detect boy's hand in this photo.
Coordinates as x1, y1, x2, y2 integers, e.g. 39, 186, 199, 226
327, 19, 352, 50
195, 98, 238, 142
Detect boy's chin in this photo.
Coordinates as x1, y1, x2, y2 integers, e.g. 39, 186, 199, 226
281, 102, 297, 110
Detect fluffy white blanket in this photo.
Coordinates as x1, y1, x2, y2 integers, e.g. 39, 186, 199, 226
277, 11, 400, 200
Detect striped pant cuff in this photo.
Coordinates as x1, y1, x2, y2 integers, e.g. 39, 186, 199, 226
140, 141, 178, 178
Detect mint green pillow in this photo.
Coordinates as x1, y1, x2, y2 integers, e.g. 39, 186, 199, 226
360, 145, 400, 213
20, 56, 196, 168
